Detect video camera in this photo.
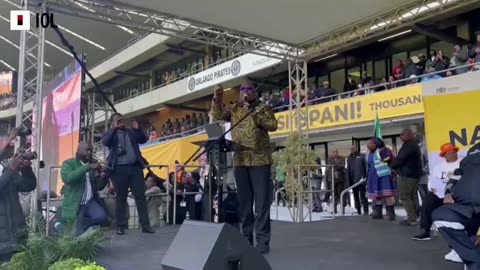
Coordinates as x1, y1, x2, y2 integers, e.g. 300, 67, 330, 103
17, 127, 32, 137
13, 127, 45, 168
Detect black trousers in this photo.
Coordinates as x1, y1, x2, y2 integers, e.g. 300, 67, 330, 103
233, 165, 272, 248
352, 184, 368, 214
420, 192, 443, 232
433, 206, 480, 269
111, 164, 150, 229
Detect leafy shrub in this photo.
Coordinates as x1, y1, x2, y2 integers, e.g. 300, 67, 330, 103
1, 213, 108, 270
76, 264, 106, 270
49, 258, 88, 270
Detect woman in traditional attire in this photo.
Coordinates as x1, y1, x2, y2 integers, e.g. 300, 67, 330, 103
366, 137, 398, 220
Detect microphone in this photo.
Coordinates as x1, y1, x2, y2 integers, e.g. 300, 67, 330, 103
247, 99, 262, 110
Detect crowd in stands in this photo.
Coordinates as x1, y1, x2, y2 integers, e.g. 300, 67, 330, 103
0, 93, 16, 110
268, 36, 480, 111
147, 112, 210, 142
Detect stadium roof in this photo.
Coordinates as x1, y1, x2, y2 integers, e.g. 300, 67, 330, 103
0, 0, 477, 72
127, 0, 411, 45
0, 0, 147, 73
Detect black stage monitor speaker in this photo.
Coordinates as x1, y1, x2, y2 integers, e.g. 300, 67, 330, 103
161, 220, 272, 270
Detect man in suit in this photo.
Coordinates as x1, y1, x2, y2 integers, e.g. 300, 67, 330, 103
346, 146, 368, 215
102, 113, 154, 235
60, 141, 108, 235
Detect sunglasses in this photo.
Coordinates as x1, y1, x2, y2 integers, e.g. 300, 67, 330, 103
240, 86, 254, 91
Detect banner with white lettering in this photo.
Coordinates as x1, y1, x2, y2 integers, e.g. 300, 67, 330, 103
187, 53, 282, 92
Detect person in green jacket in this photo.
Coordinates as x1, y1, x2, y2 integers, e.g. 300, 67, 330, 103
60, 141, 108, 235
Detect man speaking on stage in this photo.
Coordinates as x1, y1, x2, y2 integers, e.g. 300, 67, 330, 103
212, 82, 278, 254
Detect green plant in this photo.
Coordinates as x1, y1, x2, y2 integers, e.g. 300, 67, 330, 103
48, 258, 106, 270
1, 212, 108, 270
273, 131, 317, 221
76, 264, 106, 270
49, 258, 88, 270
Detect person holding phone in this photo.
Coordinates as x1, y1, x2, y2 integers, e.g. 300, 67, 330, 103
102, 113, 154, 235
0, 129, 37, 262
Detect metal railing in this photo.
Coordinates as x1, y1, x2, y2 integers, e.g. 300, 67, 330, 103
141, 125, 208, 147
274, 165, 335, 222
273, 61, 480, 112
340, 178, 367, 216
45, 165, 62, 235
43, 164, 172, 234
108, 53, 243, 104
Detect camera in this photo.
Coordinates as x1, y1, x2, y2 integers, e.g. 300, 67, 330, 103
17, 127, 32, 137
117, 145, 126, 156
21, 151, 37, 161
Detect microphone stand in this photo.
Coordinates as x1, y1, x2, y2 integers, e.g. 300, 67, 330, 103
182, 100, 268, 222
184, 102, 262, 166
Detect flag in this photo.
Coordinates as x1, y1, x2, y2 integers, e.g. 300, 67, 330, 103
374, 111, 382, 139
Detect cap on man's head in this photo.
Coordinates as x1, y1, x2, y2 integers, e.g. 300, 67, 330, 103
439, 143, 459, 157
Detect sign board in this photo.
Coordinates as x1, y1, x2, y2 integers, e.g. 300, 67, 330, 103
187, 53, 282, 92
271, 84, 424, 135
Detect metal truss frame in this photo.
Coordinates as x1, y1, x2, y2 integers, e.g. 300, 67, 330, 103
32, 0, 304, 61
15, 0, 46, 219
88, 92, 112, 161
303, 0, 480, 59
287, 59, 310, 222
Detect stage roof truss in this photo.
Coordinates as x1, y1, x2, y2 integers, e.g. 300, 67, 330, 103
32, 0, 305, 61
304, 0, 478, 58
32, 0, 480, 62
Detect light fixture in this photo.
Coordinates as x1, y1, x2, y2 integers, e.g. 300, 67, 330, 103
378, 30, 412, 42
224, 88, 232, 91
313, 54, 338, 62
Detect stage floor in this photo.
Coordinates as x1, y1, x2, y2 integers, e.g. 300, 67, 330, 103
96, 217, 463, 270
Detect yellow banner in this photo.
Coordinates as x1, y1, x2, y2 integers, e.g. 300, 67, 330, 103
271, 84, 423, 135
423, 89, 480, 153
141, 133, 207, 179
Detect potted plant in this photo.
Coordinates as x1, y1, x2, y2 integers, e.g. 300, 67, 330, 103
273, 131, 317, 222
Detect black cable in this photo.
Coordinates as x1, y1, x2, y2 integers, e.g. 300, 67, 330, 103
183, 63, 282, 166
47, 9, 117, 113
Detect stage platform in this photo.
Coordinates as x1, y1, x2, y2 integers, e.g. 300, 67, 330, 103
96, 216, 463, 270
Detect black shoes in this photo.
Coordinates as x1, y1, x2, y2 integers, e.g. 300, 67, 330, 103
413, 230, 431, 241
117, 227, 125, 235
142, 226, 155, 234
386, 205, 396, 221
372, 205, 383, 219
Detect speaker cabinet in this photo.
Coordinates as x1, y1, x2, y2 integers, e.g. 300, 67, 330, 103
161, 221, 272, 270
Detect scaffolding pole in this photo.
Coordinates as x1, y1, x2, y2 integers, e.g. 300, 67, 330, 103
15, 0, 47, 220
90, 92, 112, 161
287, 56, 309, 222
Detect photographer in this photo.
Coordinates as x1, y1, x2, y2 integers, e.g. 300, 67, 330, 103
60, 141, 108, 236
0, 129, 37, 262
102, 113, 153, 235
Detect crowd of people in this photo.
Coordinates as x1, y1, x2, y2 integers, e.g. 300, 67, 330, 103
273, 127, 480, 268
146, 112, 210, 141
0, 93, 16, 110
